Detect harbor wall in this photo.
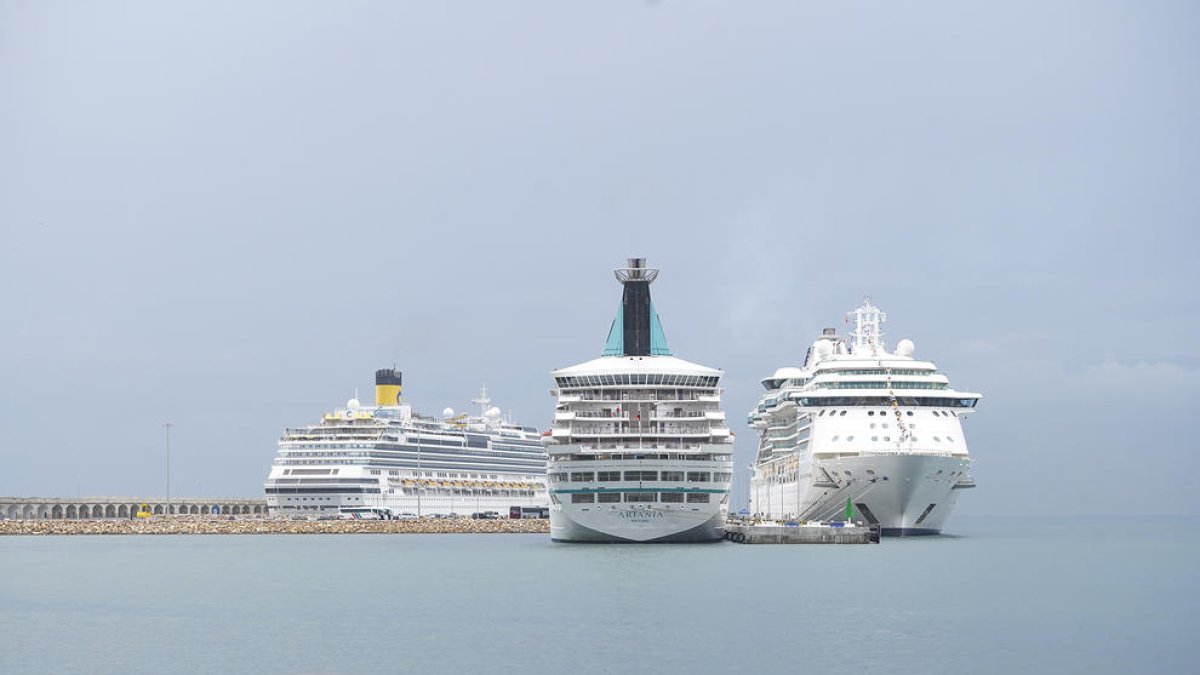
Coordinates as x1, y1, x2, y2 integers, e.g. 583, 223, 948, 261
0, 497, 267, 520
0, 517, 550, 536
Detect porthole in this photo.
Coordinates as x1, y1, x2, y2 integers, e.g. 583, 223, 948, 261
947, 436, 955, 443
934, 436, 941, 442
882, 423, 889, 429
868, 411, 875, 416
844, 471, 852, 476
932, 410, 941, 417
847, 436, 854, 441
831, 435, 840, 441
871, 436, 878, 441
869, 423, 876, 429
865, 470, 875, 475
819, 410, 826, 417
840, 411, 847, 417
884, 436, 891, 441
906, 411, 913, 416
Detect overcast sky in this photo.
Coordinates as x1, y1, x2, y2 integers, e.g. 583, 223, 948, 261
2, 1, 1196, 516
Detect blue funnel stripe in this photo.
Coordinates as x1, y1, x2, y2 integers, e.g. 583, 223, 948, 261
602, 303, 624, 356
603, 301, 671, 356
650, 303, 671, 355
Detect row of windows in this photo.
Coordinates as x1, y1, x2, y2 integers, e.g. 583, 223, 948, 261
554, 471, 732, 483
814, 381, 948, 390
795, 397, 978, 408
828, 435, 955, 443
821, 368, 937, 376
556, 374, 720, 388
570, 493, 711, 504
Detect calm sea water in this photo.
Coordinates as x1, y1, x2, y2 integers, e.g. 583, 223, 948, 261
1, 516, 1196, 674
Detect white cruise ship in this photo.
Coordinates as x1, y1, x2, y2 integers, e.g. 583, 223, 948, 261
546, 258, 734, 543
747, 299, 980, 535
265, 369, 548, 517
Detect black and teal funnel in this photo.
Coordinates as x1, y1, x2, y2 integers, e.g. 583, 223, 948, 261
603, 258, 671, 356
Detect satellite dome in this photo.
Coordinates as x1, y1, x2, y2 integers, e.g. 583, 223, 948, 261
814, 341, 833, 357
895, 339, 915, 357
486, 406, 502, 418
347, 398, 361, 410
442, 407, 455, 418
773, 367, 805, 380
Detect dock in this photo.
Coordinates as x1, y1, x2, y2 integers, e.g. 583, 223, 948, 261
724, 521, 880, 544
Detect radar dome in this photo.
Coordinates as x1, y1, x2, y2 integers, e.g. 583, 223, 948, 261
895, 339, 915, 357
486, 406, 502, 418
814, 341, 833, 358
773, 367, 805, 380
442, 407, 455, 418
347, 398, 361, 410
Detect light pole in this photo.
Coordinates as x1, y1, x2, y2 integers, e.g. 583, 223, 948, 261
163, 422, 174, 515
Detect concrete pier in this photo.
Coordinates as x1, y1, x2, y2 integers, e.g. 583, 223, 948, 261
724, 522, 880, 544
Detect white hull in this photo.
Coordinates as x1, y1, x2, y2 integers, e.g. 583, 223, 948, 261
750, 454, 972, 535
550, 501, 727, 543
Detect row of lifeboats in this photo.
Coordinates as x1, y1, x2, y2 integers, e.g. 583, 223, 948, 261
394, 478, 541, 491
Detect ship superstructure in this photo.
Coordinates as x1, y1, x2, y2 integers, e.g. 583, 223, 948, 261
546, 259, 734, 542
265, 369, 548, 517
747, 299, 980, 535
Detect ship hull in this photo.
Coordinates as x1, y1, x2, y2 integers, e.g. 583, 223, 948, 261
550, 502, 727, 543
752, 454, 971, 536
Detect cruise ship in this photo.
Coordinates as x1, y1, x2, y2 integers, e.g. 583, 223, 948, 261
747, 299, 980, 535
264, 369, 548, 517
546, 258, 734, 543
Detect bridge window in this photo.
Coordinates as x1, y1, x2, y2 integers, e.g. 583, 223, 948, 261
598, 493, 621, 503
570, 472, 594, 482
660, 493, 684, 503
686, 493, 710, 503
571, 494, 595, 504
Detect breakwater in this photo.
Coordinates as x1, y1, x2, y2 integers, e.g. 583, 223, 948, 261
0, 517, 549, 536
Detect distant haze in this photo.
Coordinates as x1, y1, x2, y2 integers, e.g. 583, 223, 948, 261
2, 1, 1196, 516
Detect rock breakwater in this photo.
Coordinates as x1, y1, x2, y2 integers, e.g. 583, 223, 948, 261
0, 517, 550, 536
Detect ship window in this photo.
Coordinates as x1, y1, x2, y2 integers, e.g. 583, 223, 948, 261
686, 493, 710, 503
867, 411, 874, 416
660, 493, 684, 503
871, 436, 878, 441
839, 411, 847, 416
570, 472, 594, 482
571, 494, 595, 504
869, 423, 876, 429
624, 493, 655, 503
847, 436, 854, 441
947, 436, 955, 442
933, 436, 942, 442
906, 411, 914, 416
624, 471, 658, 481
831, 435, 839, 441
884, 436, 891, 441
598, 492, 621, 503
882, 423, 889, 429
686, 472, 710, 482
932, 410, 941, 417
818, 410, 826, 416
597, 471, 621, 481
661, 471, 684, 481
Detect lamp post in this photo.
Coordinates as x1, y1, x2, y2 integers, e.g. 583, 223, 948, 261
163, 422, 174, 515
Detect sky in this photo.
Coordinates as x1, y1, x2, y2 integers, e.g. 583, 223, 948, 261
1, 0, 1197, 516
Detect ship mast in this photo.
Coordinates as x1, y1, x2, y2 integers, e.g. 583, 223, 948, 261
847, 297, 886, 356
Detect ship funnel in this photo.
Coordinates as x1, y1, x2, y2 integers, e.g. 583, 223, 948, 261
604, 257, 670, 357
375, 368, 403, 406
